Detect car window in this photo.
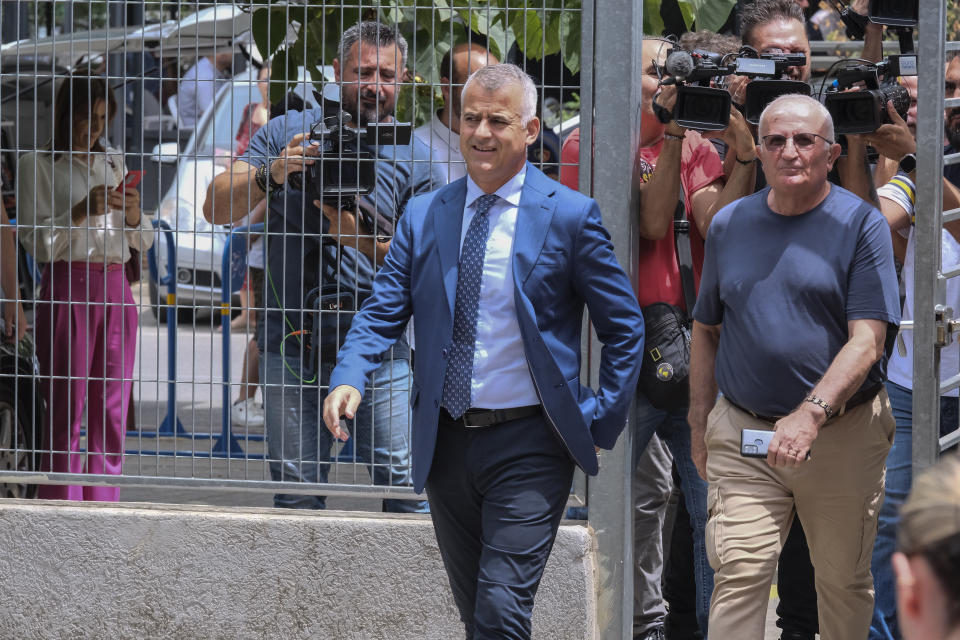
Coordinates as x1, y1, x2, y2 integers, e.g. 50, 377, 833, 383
194, 74, 258, 159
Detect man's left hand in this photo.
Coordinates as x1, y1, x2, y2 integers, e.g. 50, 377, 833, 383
767, 406, 822, 468
317, 201, 360, 243
864, 100, 916, 162
703, 106, 756, 163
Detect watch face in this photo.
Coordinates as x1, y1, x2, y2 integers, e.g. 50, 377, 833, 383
900, 154, 917, 174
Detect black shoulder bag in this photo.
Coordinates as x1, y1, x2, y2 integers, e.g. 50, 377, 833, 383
637, 192, 694, 410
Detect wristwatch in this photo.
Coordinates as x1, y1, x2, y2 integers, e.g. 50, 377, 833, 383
255, 163, 282, 195
898, 153, 917, 175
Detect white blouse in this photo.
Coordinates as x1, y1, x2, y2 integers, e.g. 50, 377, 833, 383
16, 147, 153, 264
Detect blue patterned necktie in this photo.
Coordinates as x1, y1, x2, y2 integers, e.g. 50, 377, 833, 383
442, 193, 500, 419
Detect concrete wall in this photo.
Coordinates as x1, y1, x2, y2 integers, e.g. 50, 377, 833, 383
0, 500, 597, 639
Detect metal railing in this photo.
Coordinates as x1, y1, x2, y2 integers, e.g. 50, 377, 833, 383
0, 2, 639, 635
913, 1, 959, 472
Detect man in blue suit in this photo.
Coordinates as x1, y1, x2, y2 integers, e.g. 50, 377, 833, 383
324, 63, 644, 639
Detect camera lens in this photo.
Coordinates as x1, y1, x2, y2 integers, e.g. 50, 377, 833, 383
826, 91, 883, 134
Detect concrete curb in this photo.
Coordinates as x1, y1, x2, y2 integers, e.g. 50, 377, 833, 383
0, 500, 596, 639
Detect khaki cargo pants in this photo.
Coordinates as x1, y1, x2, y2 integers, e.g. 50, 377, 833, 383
704, 391, 894, 640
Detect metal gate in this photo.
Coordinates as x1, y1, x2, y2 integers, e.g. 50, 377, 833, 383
913, 2, 960, 472
0, 2, 641, 637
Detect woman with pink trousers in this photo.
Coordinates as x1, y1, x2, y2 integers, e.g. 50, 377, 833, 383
17, 74, 153, 501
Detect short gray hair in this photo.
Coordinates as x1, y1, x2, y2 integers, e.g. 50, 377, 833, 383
461, 63, 538, 125
338, 21, 408, 68
759, 94, 835, 142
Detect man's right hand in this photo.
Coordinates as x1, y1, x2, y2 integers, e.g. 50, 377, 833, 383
270, 132, 320, 185
322, 384, 362, 442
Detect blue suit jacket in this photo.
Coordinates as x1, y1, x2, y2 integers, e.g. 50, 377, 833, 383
329, 164, 645, 492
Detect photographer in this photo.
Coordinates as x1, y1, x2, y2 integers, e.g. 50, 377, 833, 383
627, 36, 757, 640
203, 21, 440, 512
738, 0, 878, 207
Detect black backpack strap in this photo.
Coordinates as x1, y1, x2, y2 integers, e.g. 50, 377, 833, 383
673, 184, 696, 315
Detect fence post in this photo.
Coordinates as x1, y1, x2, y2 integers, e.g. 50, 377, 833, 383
147, 219, 186, 437
913, 0, 948, 472
585, 0, 643, 637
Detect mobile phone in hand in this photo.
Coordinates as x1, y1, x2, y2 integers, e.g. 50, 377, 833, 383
117, 170, 143, 191
740, 428, 774, 458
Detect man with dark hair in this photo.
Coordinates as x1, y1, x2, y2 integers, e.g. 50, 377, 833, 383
627, 36, 758, 640
203, 21, 440, 512
414, 42, 499, 184
946, 53, 960, 188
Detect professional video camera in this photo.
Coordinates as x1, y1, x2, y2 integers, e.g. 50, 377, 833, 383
824, 0, 917, 51
287, 99, 412, 211
658, 46, 809, 129
823, 54, 915, 135
734, 49, 811, 125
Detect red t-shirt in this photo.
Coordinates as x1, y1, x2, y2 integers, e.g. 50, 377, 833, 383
559, 127, 580, 191
636, 132, 724, 310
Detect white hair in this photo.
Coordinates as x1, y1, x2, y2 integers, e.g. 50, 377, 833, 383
461, 63, 538, 125
758, 94, 835, 142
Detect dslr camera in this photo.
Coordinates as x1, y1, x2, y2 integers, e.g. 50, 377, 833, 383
287, 101, 412, 210
824, 54, 915, 135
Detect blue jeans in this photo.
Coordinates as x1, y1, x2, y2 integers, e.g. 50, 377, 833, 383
260, 348, 427, 513
634, 391, 713, 636
869, 381, 958, 640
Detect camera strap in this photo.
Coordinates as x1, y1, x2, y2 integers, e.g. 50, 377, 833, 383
672, 185, 696, 315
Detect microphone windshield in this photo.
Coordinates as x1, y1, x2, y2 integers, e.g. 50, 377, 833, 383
664, 50, 695, 80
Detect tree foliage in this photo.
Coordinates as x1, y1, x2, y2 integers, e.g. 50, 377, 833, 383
643, 0, 739, 36
250, 0, 583, 126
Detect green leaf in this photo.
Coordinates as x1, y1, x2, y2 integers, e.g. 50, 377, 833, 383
544, 11, 562, 57
511, 9, 545, 61
676, 0, 696, 30
269, 48, 290, 104
643, 0, 666, 36
694, 0, 737, 32
251, 8, 270, 60
559, 10, 581, 74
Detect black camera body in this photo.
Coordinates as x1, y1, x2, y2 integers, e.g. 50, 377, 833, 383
287, 105, 412, 209
824, 56, 914, 135
662, 48, 734, 131
735, 51, 810, 125
661, 47, 808, 129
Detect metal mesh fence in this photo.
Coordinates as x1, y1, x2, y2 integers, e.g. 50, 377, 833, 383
0, 1, 587, 508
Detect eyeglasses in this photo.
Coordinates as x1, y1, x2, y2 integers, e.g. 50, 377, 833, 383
761, 132, 834, 151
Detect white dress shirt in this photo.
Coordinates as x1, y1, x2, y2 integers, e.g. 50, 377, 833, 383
178, 57, 228, 128
414, 115, 466, 185
460, 166, 540, 408
16, 149, 154, 264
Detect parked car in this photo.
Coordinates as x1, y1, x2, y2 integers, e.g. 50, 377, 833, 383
150, 66, 332, 321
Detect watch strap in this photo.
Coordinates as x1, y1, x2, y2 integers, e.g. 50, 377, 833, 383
898, 153, 917, 175
803, 394, 834, 419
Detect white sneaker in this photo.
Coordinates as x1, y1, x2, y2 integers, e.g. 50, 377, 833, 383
231, 397, 265, 428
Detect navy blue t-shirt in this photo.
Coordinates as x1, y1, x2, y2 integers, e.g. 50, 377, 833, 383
693, 185, 901, 416
243, 108, 441, 356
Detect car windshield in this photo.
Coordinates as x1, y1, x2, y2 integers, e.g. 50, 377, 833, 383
193, 70, 259, 160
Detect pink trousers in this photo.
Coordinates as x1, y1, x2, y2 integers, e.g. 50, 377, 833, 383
35, 261, 138, 501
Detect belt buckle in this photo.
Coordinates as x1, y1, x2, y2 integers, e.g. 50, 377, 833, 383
461, 411, 485, 428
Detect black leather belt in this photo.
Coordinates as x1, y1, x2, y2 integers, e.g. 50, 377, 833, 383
727, 383, 883, 425
441, 405, 542, 428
